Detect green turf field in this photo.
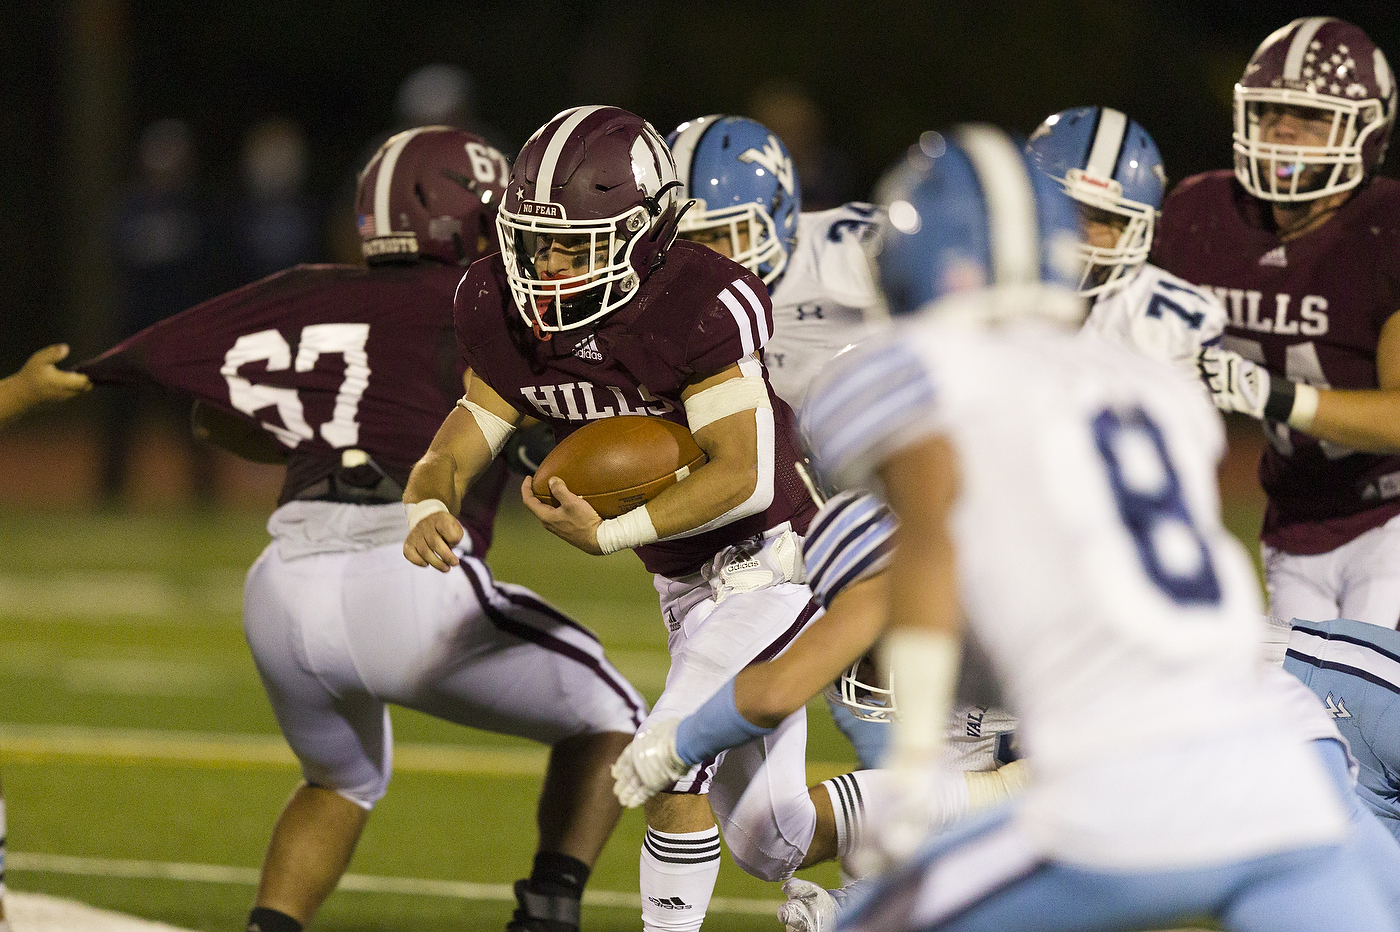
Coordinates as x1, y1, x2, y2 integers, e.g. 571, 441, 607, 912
0, 497, 862, 931
0, 497, 1261, 931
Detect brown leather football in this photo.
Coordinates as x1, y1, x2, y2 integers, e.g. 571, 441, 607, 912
531, 416, 707, 518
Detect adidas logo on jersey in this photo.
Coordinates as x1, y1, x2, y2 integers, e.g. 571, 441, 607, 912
1324, 692, 1352, 718
571, 334, 604, 363
1258, 245, 1288, 268
648, 897, 693, 910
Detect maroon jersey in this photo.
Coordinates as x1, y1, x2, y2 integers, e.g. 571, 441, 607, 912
457, 240, 817, 577
1153, 171, 1400, 554
80, 263, 507, 555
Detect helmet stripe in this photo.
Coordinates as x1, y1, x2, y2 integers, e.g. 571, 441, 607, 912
1085, 108, 1128, 181
956, 125, 1039, 286
374, 127, 430, 236
1284, 18, 1333, 80
670, 115, 722, 192
535, 106, 607, 203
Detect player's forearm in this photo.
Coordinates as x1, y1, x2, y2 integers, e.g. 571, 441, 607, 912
405, 409, 496, 512
1304, 388, 1400, 453
733, 573, 891, 727
644, 452, 761, 538
404, 451, 469, 513
645, 408, 771, 538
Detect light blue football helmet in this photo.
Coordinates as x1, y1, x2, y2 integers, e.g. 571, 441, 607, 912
872, 124, 1084, 325
666, 115, 801, 288
1025, 106, 1167, 296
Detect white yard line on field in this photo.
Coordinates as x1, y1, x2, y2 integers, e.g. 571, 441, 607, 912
7, 891, 199, 932
0, 721, 855, 782
9, 852, 782, 916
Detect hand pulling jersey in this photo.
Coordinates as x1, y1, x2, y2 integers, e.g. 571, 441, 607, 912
79, 262, 507, 554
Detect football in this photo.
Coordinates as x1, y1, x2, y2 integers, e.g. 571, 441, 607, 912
531, 416, 707, 518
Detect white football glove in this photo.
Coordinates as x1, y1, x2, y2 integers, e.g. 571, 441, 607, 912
778, 879, 838, 932
1196, 346, 1270, 419
611, 718, 688, 808
1195, 346, 1319, 430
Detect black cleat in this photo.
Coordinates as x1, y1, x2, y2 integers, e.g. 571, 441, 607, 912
506, 878, 582, 932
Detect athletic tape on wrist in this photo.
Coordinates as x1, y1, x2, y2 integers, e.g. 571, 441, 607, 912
456, 397, 517, 457
683, 376, 771, 433
405, 498, 449, 529
883, 629, 960, 767
1288, 383, 1319, 432
596, 504, 659, 554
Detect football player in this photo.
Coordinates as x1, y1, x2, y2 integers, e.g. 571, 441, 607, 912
1152, 17, 1400, 630
80, 127, 646, 932
1025, 106, 1227, 374
666, 114, 887, 770
403, 106, 831, 932
1279, 615, 1400, 839
813, 124, 1390, 931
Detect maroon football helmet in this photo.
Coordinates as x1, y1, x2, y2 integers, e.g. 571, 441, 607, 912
1234, 17, 1397, 201
356, 126, 510, 266
496, 106, 683, 334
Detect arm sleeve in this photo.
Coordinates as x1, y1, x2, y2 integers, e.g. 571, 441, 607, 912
800, 336, 943, 492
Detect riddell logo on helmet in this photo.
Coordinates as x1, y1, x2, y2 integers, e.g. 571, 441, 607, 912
519, 201, 565, 219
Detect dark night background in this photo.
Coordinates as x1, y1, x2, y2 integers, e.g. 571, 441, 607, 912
5, 1, 1399, 379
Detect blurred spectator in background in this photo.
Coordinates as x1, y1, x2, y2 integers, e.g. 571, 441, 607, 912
103, 117, 221, 505
230, 118, 321, 286
394, 62, 512, 153
747, 79, 853, 210
330, 63, 511, 263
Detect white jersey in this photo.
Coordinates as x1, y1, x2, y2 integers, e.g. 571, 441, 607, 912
1080, 263, 1226, 373
764, 204, 886, 411
803, 312, 1347, 869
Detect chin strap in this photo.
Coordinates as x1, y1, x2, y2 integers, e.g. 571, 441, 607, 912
643, 180, 684, 219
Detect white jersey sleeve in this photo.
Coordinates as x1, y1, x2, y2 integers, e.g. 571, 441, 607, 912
1079, 264, 1226, 373
765, 204, 887, 412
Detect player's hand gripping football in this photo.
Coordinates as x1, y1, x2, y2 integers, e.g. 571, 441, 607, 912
521, 475, 604, 555
1196, 346, 1270, 419
403, 506, 465, 572
611, 718, 688, 807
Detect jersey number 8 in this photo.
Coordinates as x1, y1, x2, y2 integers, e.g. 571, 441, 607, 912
1093, 407, 1221, 606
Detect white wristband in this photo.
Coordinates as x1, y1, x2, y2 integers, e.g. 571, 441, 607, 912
883, 629, 960, 768
405, 498, 449, 529
1288, 383, 1320, 432
596, 505, 659, 555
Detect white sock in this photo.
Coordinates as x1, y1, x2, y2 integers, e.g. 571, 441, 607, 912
823, 770, 899, 880
639, 826, 721, 932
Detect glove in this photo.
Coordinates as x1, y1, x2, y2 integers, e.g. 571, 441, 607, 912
503, 419, 557, 475
778, 879, 838, 932
611, 718, 688, 808
1195, 346, 1319, 430
1196, 346, 1270, 418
